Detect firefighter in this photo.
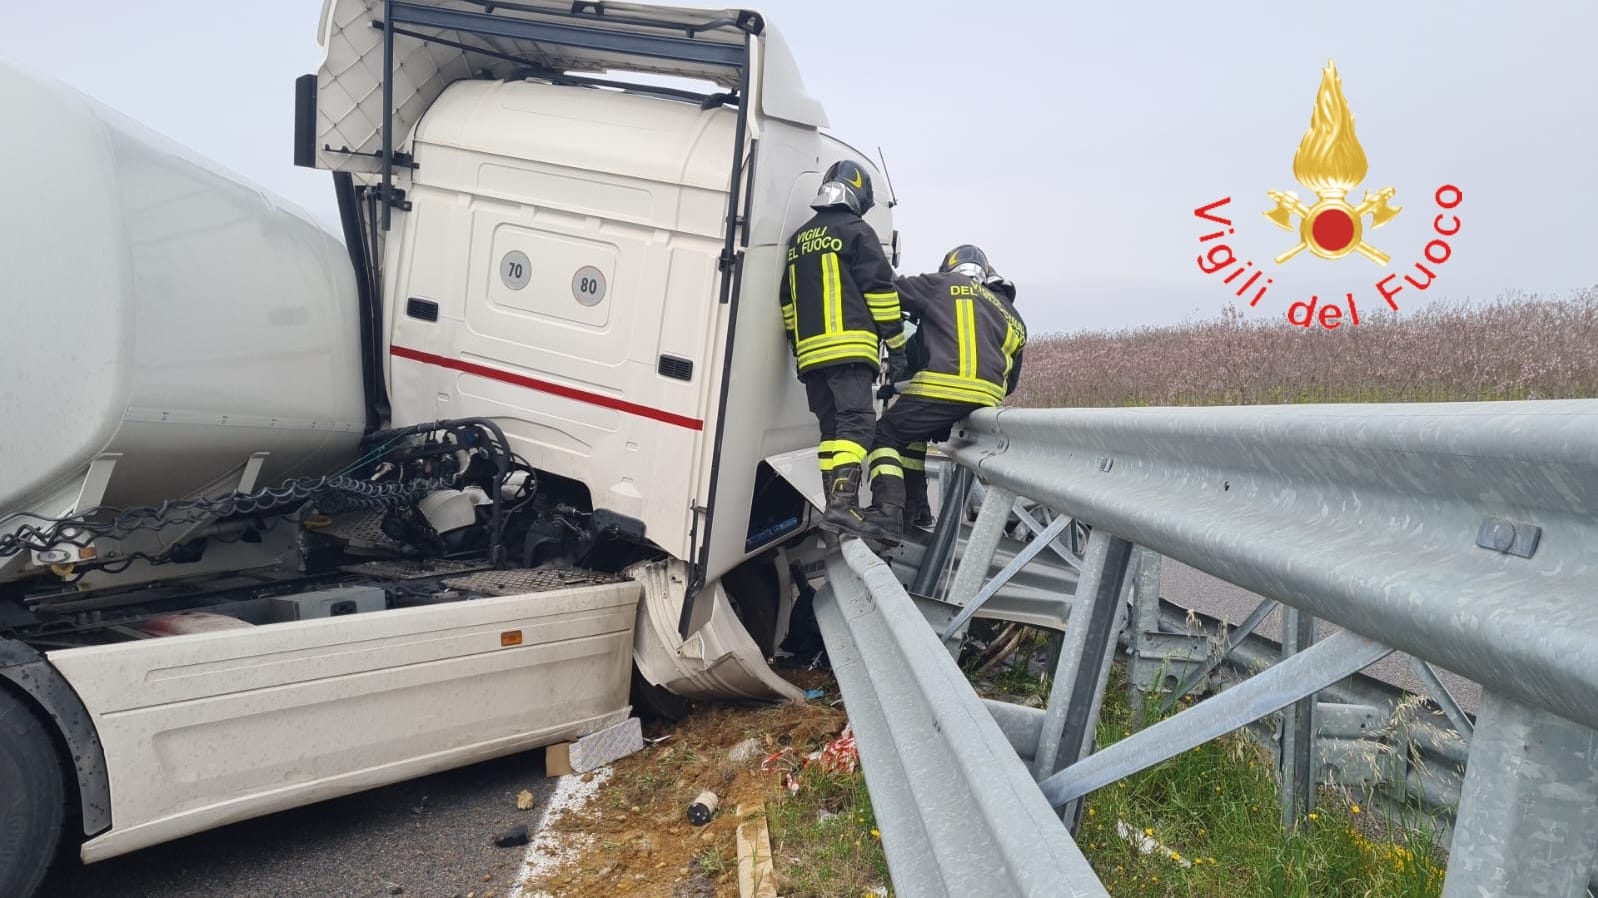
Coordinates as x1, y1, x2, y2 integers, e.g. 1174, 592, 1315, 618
858, 245, 1026, 543
779, 160, 908, 533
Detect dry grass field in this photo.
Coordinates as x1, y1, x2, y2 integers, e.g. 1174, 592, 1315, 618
1011, 288, 1598, 408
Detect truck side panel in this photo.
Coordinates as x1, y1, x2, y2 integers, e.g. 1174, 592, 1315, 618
47, 583, 639, 862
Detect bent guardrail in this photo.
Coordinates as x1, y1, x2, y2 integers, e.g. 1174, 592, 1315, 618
816, 399, 1598, 898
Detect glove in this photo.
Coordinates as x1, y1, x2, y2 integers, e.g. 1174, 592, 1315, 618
885, 348, 910, 384
876, 382, 897, 400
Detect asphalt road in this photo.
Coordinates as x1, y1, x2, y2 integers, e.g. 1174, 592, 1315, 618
36, 749, 558, 898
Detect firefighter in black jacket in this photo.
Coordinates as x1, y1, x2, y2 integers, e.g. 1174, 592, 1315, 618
886, 265, 1021, 533
779, 160, 908, 533
859, 245, 1026, 543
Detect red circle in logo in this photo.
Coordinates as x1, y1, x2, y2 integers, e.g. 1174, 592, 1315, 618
1311, 207, 1356, 252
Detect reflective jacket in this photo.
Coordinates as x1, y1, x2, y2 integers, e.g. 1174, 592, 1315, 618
893, 272, 1027, 406
779, 208, 906, 375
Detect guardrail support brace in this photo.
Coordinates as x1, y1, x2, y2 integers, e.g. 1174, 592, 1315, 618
1441, 690, 1598, 898
1032, 530, 1135, 827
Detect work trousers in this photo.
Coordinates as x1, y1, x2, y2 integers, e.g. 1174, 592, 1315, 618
867, 395, 981, 510
803, 364, 878, 486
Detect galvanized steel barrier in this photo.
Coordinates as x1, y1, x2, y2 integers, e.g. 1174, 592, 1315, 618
811, 399, 1598, 898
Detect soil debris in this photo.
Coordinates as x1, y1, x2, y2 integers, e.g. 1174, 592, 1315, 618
520, 669, 889, 898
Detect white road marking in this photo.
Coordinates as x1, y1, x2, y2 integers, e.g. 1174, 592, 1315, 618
507, 768, 611, 898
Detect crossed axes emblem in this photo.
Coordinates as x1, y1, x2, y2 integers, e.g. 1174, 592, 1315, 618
1264, 186, 1402, 266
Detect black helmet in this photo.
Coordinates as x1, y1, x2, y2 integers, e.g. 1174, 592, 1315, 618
811, 160, 875, 215
939, 244, 992, 279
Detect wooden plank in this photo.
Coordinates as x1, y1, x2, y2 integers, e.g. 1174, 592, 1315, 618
736, 803, 779, 898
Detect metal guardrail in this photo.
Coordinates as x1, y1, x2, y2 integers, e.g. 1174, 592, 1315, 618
814, 540, 1108, 898
814, 400, 1598, 898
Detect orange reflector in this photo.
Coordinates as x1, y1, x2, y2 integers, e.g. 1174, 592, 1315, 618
80, 546, 97, 559
500, 630, 523, 647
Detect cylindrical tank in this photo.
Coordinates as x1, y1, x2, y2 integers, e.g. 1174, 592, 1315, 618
0, 62, 366, 534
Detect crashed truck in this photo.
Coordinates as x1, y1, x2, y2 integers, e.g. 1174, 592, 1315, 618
0, 1, 939, 891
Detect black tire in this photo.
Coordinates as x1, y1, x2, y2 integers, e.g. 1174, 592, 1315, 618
0, 689, 64, 898
629, 667, 694, 722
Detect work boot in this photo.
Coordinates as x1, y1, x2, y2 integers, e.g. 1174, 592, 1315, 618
820, 465, 870, 535
854, 471, 906, 545
856, 504, 906, 546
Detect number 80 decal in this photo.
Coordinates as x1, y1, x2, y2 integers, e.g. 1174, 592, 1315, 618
571, 265, 607, 307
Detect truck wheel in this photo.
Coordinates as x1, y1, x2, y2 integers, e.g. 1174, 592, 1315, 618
0, 690, 64, 897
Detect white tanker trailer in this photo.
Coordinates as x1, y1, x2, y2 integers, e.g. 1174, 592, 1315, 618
0, 2, 911, 892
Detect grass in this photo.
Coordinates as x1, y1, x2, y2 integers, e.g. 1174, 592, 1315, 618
1076, 667, 1446, 897
765, 763, 891, 897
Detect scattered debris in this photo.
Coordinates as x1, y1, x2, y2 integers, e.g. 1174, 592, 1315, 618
803, 687, 826, 701
816, 724, 859, 775
509, 768, 610, 898
492, 824, 531, 848
382, 881, 404, 895
516, 669, 885, 898
686, 790, 720, 825
515, 790, 535, 811
1115, 818, 1194, 868
728, 737, 763, 764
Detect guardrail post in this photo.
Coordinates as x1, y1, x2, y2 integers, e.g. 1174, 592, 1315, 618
1031, 529, 1135, 827
1441, 691, 1598, 898
1279, 607, 1316, 830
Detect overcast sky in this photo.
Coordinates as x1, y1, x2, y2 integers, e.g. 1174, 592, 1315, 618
4, 1, 1594, 334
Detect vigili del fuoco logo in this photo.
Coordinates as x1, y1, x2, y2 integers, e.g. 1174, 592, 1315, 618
1193, 60, 1462, 329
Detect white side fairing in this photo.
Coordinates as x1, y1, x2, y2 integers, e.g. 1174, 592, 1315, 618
52, 582, 638, 862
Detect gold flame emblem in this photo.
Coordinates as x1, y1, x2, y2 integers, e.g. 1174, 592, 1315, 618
1264, 60, 1401, 265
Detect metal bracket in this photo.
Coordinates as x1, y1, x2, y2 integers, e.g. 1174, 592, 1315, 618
1476, 517, 1540, 558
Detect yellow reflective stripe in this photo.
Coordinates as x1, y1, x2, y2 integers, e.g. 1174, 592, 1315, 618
864, 291, 899, 303
907, 442, 928, 454
788, 264, 798, 305
903, 371, 1004, 405
956, 298, 977, 379
832, 440, 867, 466
883, 331, 907, 350
901, 383, 997, 405
910, 370, 1005, 398
870, 465, 904, 480
867, 447, 902, 465
870, 308, 900, 323
798, 348, 882, 368
797, 330, 879, 351
823, 252, 843, 334
1001, 322, 1021, 381
901, 457, 926, 471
